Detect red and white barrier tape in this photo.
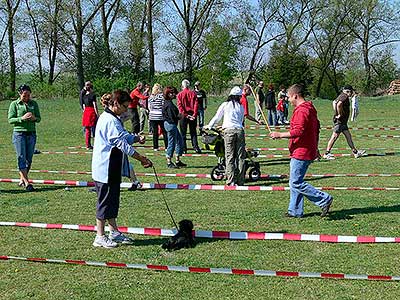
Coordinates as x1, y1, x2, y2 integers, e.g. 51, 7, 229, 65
0, 255, 398, 281
66, 146, 400, 152
1, 178, 399, 191
251, 135, 400, 140
2, 221, 400, 244
2, 169, 400, 179
244, 125, 400, 131
35, 151, 398, 158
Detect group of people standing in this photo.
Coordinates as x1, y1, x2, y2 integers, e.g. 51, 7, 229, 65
7, 79, 366, 248
254, 82, 290, 126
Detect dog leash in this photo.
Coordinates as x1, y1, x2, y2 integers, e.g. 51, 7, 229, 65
152, 165, 178, 229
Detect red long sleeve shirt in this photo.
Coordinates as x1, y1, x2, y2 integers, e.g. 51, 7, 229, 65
129, 87, 149, 109
289, 101, 320, 160
177, 88, 199, 118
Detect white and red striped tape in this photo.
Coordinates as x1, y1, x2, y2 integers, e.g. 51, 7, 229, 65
1, 178, 399, 191
0, 255, 398, 281
35, 151, 399, 158
67, 146, 400, 152
244, 125, 400, 131
2, 169, 400, 179
2, 221, 400, 244
250, 134, 400, 140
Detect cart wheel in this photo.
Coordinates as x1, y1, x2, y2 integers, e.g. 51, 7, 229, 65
211, 165, 225, 181
248, 167, 261, 182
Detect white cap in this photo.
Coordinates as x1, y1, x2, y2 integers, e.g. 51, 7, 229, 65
229, 86, 242, 96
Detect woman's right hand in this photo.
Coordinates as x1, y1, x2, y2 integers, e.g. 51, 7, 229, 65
141, 157, 153, 168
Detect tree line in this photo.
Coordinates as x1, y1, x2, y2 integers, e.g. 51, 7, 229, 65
1, 0, 399, 99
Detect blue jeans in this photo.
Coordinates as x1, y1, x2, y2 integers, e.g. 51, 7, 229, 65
12, 131, 37, 170
198, 108, 205, 129
164, 121, 183, 158
288, 158, 331, 217
267, 109, 277, 126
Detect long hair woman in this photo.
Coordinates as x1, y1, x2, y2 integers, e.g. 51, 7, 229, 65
148, 83, 168, 150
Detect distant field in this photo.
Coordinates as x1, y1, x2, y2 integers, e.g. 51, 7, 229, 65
1, 94, 400, 299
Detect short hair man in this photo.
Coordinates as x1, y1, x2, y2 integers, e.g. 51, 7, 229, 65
194, 81, 207, 130
270, 84, 333, 218
323, 85, 365, 160
177, 79, 201, 153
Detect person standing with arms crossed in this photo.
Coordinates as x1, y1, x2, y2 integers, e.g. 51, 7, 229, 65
177, 79, 202, 153
194, 81, 207, 131
270, 84, 333, 218
129, 82, 149, 134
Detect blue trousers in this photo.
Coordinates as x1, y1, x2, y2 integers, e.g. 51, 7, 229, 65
12, 131, 37, 170
164, 121, 184, 158
288, 158, 332, 217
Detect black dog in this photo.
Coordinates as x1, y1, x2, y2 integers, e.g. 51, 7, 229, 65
162, 219, 195, 251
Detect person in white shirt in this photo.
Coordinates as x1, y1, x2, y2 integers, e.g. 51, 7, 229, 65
204, 86, 246, 186
351, 92, 359, 122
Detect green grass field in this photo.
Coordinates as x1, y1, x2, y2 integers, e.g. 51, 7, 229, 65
0, 94, 400, 299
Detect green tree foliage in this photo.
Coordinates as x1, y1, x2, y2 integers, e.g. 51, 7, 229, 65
260, 43, 313, 91
195, 23, 238, 94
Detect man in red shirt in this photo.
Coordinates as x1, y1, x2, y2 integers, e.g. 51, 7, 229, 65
177, 79, 201, 153
129, 82, 149, 134
270, 84, 333, 218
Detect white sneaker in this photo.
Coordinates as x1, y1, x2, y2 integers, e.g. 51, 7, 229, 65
109, 231, 134, 244
323, 153, 335, 160
353, 150, 366, 158
93, 235, 118, 248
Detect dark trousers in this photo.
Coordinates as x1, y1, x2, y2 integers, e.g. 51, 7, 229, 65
179, 117, 199, 151
128, 108, 140, 134
150, 119, 168, 150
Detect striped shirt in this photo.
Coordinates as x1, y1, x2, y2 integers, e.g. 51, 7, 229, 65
148, 93, 165, 121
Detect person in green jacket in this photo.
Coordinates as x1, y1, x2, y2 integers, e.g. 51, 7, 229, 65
8, 84, 41, 191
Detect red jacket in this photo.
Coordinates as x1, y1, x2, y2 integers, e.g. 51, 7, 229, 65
240, 94, 249, 117
129, 87, 148, 109
289, 101, 320, 160
177, 88, 199, 118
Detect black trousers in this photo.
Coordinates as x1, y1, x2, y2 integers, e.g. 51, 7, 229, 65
149, 120, 168, 150
179, 117, 199, 151
128, 108, 140, 134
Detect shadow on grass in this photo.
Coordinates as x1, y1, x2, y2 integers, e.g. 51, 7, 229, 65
0, 185, 68, 194
302, 204, 400, 220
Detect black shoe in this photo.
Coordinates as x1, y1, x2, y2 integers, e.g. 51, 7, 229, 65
86, 146, 93, 150
321, 197, 333, 217
25, 184, 35, 192
176, 161, 187, 167
128, 181, 142, 191
167, 163, 178, 169
194, 148, 202, 154
88, 187, 97, 193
